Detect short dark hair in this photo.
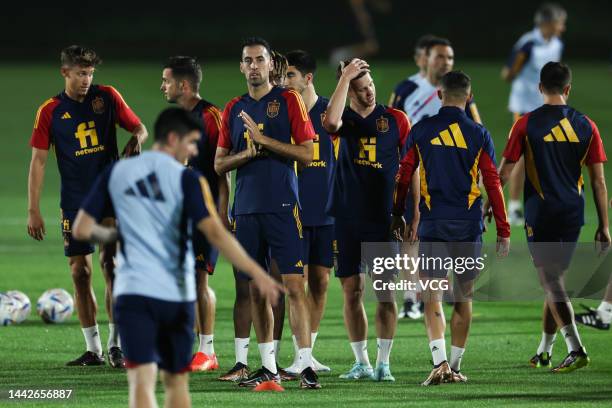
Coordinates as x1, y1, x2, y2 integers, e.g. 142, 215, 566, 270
286, 50, 317, 77
336, 59, 368, 81
61, 45, 101, 67
270, 50, 288, 85
535, 3, 567, 25
540, 61, 571, 94
154, 108, 203, 144
164, 56, 202, 92
440, 70, 471, 99
425, 37, 452, 55
241, 37, 272, 58
414, 34, 438, 54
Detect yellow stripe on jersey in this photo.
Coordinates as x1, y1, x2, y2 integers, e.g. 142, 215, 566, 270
468, 149, 482, 209
293, 204, 303, 238
416, 145, 431, 209
207, 106, 223, 130
288, 90, 309, 122
198, 176, 218, 216
439, 129, 455, 146
577, 134, 595, 195
524, 138, 544, 199
332, 137, 340, 160
105, 85, 129, 107
449, 123, 467, 149
551, 126, 567, 142
560, 118, 580, 143
34, 98, 55, 129
543, 134, 554, 142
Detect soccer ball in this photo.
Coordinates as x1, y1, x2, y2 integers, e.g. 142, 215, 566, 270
6, 290, 31, 323
0, 292, 19, 326
36, 289, 74, 324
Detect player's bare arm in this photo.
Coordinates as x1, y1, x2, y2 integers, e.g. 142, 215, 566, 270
197, 211, 284, 306
406, 171, 421, 243
239, 110, 313, 166
323, 59, 370, 133
72, 211, 118, 244
217, 172, 231, 229
587, 162, 611, 252
27, 147, 48, 241
501, 52, 527, 82
121, 123, 148, 157
213, 144, 258, 175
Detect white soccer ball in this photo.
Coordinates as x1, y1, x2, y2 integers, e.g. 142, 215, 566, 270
0, 292, 19, 326
7, 290, 31, 323
36, 289, 74, 324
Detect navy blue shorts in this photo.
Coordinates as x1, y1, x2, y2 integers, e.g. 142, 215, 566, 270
335, 217, 390, 278
303, 225, 334, 268
193, 229, 219, 274
62, 209, 95, 257
114, 295, 195, 374
526, 223, 580, 269
419, 235, 483, 281
235, 211, 304, 279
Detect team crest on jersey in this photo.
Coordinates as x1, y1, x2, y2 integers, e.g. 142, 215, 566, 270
92, 97, 105, 114
267, 100, 280, 118
320, 112, 326, 127
376, 116, 389, 133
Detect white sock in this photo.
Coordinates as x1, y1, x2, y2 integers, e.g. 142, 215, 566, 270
273, 339, 281, 360
107, 323, 119, 350
429, 338, 447, 366
376, 338, 393, 366
258, 342, 277, 374
536, 332, 556, 355
82, 325, 102, 356
199, 334, 214, 355
449, 345, 465, 372
560, 324, 583, 352
597, 301, 612, 324
311, 332, 318, 349
290, 335, 299, 366
509, 200, 522, 213
297, 348, 313, 371
235, 338, 249, 365
350, 340, 370, 366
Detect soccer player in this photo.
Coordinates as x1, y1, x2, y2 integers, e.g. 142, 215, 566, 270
323, 58, 411, 382
393, 71, 510, 385
283, 49, 334, 374
502, 3, 566, 226
496, 62, 608, 373
160, 56, 229, 372
72, 107, 282, 408
214, 37, 320, 389
27, 45, 147, 367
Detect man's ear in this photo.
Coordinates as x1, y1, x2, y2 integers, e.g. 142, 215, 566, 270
563, 84, 571, 99
437, 89, 443, 101
60, 66, 69, 78
538, 82, 544, 95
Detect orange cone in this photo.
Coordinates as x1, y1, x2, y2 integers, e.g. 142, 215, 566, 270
253, 381, 285, 392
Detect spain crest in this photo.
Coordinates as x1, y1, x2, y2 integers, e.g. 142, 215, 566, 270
92, 97, 105, 114
267, 100, 280, 118
376, 116, 389, 133
320, 112, 326, 127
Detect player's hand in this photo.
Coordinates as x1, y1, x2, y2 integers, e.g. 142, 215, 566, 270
27, 210, 46, 241
390, 215, 406, 242
240, 111, 265, 146
251, 273, 285, 307
340, 58, 370, 81
406, 215, 420, 244
482, 199, 492, 232
121, 136, 141, 158
496, 236, 510, 258
219, 206, 231, 231
594, 226, 611, 256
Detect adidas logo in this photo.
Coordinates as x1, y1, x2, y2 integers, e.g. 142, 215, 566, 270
430, 123, 467, 149
431, 346, 439, 352
295, 260, 304, 268
61, 112, 72, 119
543, 118, 579, 143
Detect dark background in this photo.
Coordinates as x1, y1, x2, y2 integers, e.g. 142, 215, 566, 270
3, 0, 608, 61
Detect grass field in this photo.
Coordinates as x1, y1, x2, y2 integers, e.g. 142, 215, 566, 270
1, 61, 611, 407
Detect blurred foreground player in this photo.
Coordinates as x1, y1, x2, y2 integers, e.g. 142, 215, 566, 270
73, 108, 282, 408
161, 56, 229, 372
214, 37, 320, 389
502, 3, 566, 226
497, 62, 609, 372
27, 45, 147, 367
393, 71, 510, 385
324, 58, 411, 381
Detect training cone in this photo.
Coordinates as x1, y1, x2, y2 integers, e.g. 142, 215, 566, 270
253, 380, 285, 392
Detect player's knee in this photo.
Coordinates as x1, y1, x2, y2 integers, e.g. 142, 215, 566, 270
284, 279, 306, 301
161, 371, 188, 390
343, 285, 364, 305
69, 259, 92, 285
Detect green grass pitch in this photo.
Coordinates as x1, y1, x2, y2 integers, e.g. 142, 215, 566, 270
0, 61, 611, 407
